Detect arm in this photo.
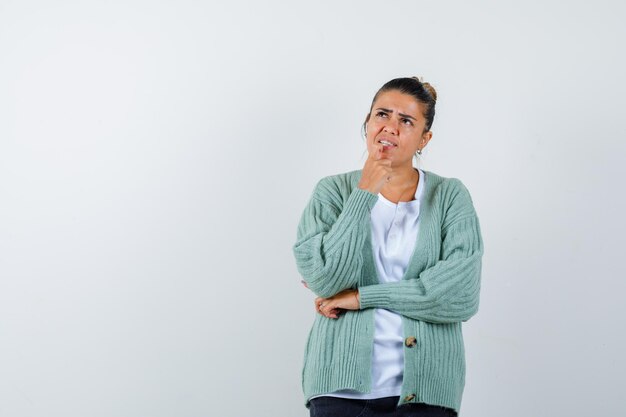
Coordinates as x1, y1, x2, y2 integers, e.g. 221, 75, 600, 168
358, 180, 484, 324
293, 178, 378, 298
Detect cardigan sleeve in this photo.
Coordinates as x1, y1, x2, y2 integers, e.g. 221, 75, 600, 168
293, 178, 379, 298
358, 180, 484, 324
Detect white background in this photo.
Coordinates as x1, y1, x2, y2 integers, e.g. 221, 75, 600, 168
1, 1, 625, 416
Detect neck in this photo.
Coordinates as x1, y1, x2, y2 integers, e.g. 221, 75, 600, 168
385, 163, 419, 188
381, 164, 420, 203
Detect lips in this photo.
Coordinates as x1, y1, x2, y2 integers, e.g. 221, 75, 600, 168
378, 139, 398, 147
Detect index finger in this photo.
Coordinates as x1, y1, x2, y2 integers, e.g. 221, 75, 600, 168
374, 143, 393, 162
369, 142, 384, 161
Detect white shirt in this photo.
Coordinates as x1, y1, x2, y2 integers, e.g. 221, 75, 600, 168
315, 167, 426, 400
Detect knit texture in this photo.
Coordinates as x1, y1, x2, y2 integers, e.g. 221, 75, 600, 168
293, 169, 484, 414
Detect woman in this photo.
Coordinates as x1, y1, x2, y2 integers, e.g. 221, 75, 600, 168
293, 77, 483, 417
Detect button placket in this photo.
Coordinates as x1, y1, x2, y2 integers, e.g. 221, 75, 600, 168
388, 208, 403, 241
395, 204, 406, 226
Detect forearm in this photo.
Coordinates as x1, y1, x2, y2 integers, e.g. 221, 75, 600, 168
293, 184, 378, 298
359, 215, 483, 324
358, 257, 481, 323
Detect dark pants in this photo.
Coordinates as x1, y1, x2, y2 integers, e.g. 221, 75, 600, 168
309, 396, 458, 417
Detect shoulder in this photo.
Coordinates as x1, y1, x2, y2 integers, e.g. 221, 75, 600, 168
423, 170, 474, 201
311, 169, 362, 204
422, 170, 478, 227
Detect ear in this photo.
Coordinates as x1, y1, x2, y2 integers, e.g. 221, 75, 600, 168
362, 114, 371, 136
421, 130, 433, 148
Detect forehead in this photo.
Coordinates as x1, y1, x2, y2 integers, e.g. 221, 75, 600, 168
372, 90, 424, 120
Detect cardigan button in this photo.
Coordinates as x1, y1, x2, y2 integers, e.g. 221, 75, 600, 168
405, 336, 417, 348
404, 393, 416, 402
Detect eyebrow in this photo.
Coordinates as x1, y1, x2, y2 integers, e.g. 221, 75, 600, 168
375, 107, 417, 121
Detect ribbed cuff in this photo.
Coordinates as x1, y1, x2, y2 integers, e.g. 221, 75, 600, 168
358, 284, 391, 310
322, 187, 378, 255
343, 187, 379, 215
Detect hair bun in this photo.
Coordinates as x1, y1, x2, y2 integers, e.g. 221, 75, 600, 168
422, 82, 437, 102
411, 76, 437, 101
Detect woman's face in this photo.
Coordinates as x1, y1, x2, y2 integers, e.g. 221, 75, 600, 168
364, 89, 432, 167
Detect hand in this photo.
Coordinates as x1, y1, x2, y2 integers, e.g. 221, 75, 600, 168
315, 289, 360, 319
358, 143, 392, 195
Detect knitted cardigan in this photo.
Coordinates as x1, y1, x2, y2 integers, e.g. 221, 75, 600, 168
293, 168, 484, 413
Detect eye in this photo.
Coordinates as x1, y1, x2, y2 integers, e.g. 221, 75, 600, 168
402, 118, 414, 126
375, 111, 388, 118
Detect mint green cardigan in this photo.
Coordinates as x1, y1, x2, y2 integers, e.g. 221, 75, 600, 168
293, 169, 484, 413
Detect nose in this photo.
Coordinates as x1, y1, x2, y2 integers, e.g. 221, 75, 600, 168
383, 119, 399, 135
